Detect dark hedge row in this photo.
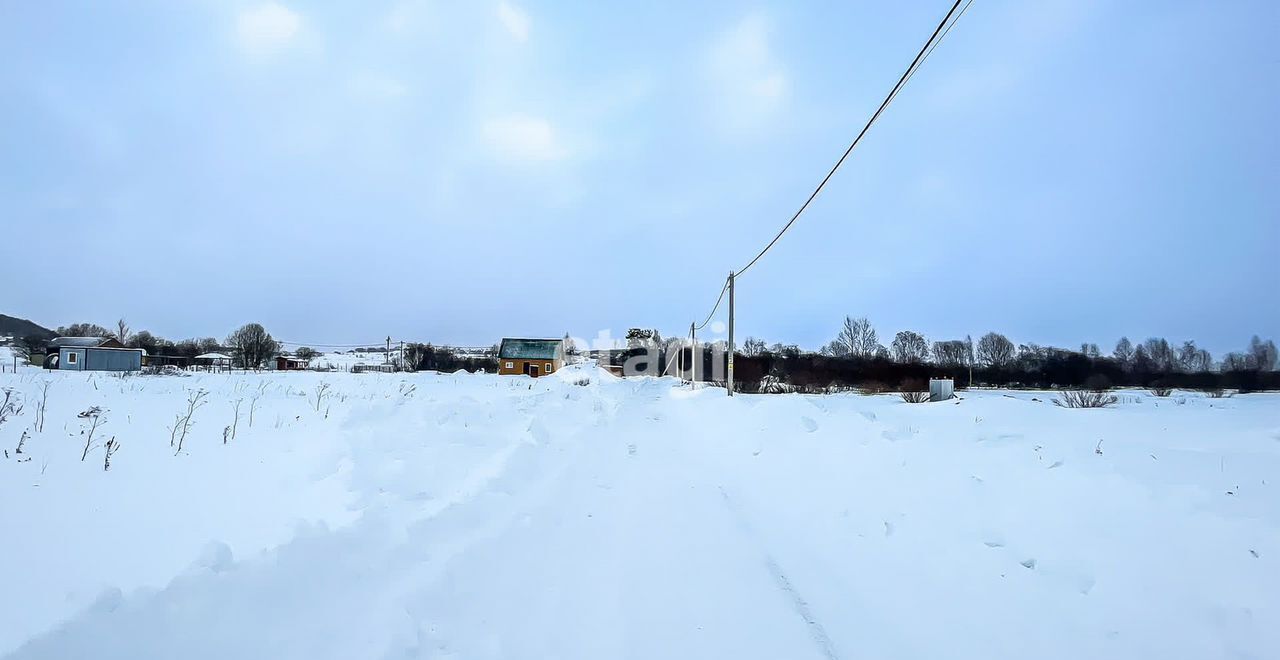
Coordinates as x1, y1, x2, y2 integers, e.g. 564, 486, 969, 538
653, 349, 1280, 393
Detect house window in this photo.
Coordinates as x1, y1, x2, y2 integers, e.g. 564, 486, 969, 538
505, 361, 513, 369
67, 352, 78, 364
545, 363, 552, 371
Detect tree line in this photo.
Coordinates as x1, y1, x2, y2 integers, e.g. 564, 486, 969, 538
726, 317, 1278, 392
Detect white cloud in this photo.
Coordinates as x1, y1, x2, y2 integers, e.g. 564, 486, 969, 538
236, 3, 302, 53
704, 13, 788, 135
482, 114, 567, 162
496, 1, 530, 43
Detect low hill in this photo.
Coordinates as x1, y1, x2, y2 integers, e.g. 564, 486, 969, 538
0, 314, 55, 340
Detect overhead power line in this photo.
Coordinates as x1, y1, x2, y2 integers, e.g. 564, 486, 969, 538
276, 340, 390, 347
694, 277, 731, 331
734, 0, 968, 279
889, 0, 974, 108
686, 0, 974, 396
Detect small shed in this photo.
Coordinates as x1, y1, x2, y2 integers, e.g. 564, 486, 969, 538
48, 337, 141, 372
498, 338, 564, 377
274, 356, 309, 371
929, 378, 955, 402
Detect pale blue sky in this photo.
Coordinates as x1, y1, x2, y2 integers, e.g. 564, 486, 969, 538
2, 1, 1276, 355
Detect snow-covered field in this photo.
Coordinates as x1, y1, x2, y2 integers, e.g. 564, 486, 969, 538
1, 365, 1277, 659
307, 350, 392, 371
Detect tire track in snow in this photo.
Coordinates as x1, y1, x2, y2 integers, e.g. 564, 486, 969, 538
717, 485, 842, 660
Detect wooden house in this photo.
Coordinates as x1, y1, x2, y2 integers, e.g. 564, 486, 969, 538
497, 338, 564, 377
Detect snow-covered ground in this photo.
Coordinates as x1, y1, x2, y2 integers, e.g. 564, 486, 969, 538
1, 366, 1277, 659
308, 350, 393, 371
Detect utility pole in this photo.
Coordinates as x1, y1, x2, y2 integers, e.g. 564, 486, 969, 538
690, 322, 696, 389
673, 331, 680, 379
399, 341, 405, 372
385, 336, 391, 366
727, 271, 735, 397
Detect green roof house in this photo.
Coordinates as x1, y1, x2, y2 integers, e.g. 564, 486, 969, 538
498, 338, 564, 377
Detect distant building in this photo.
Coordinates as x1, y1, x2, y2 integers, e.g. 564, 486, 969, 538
45, 336, 142, 372
194, 352, 234, 372
274, 355, 309, 371
497, 338, 564, 377
142, 354, 191, 369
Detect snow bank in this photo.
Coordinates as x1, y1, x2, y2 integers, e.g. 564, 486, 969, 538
1, 374, 1277, 659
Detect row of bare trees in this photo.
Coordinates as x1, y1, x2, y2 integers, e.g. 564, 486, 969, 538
807, 316, 1277, 375
718, 317, 1280, 392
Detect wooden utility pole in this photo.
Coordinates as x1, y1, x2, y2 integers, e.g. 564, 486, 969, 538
690, 322, 696, 389
727, 271, 735, 397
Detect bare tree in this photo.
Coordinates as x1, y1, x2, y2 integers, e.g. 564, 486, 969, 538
976, 332, 1015, 368
931, 340, 969, 366
1248, 335, 1277, 371
890, 331, 929, 364
835, 317, 859, 356
741, 337, 767, 357
1080, 343, 1100, 359
835, 316, 880, 358
822, 340, 849, 357
226, 323, 280, 370
562, 333, 581, 362
1221, 352, 1251, 371
1142, 338, 1176, 372
1177, 340, 1212, 372
1195, 348, 1212, 372
1113, 336, 1134, 366
115, 319, 132, 346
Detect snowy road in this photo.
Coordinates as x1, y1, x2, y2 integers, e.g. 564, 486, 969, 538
2, 368, 1278, 659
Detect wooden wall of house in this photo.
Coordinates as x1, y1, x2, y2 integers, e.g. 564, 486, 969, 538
498, 358, 562, 376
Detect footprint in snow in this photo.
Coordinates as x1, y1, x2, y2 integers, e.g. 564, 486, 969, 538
1020, 558, 1037, 570
1047, 460, 1064, 469
800, 416, 818, 432
884, 521, 895, 537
